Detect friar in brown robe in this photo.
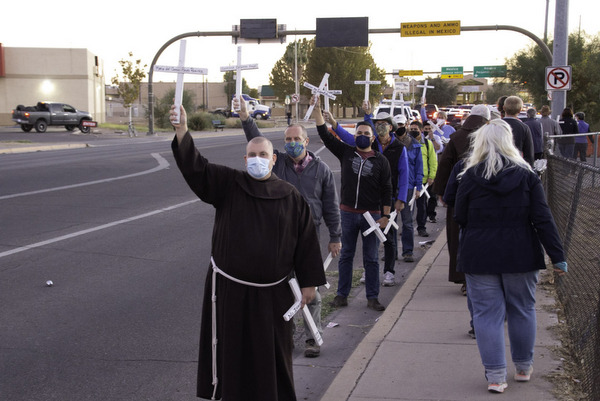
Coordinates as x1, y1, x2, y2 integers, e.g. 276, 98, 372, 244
171, 105, 326, 401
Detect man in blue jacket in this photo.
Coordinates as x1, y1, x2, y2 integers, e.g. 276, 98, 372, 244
236, 96, 341, 358
324, 104, 408, 286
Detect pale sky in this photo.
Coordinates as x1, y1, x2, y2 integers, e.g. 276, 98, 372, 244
2, 0, 598, 89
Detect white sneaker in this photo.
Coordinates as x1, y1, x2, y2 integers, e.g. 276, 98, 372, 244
382, 271, 395, 286
359, 271, 366, 284
488, 382, 508, 393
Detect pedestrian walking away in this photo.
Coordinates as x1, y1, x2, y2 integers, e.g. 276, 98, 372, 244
451, 119, 567, 394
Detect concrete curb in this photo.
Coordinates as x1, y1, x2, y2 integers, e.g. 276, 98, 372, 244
320, 229, 448, 401
0, 143, 90, 154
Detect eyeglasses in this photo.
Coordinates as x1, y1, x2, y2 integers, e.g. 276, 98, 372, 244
374, 121, 389, 126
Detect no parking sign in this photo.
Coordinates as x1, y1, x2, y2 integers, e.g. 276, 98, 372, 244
545, 66, 572, 91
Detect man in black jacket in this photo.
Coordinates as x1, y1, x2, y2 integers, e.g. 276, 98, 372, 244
311, 96, 393, 312
502, 96, 535, 166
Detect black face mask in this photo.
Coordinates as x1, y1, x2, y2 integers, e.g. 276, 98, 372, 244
409, 131, 420, 138
396, 127, 406, 136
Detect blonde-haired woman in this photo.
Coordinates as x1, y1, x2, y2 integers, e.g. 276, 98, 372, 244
453, 119, 567, 393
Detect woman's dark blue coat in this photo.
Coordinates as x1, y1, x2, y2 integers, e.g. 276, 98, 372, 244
452, 162, 565, 274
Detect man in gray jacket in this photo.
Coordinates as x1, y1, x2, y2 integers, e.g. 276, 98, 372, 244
236, 96, 342, 358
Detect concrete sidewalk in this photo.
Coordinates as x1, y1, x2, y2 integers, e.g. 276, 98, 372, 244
322, 231, 562, 400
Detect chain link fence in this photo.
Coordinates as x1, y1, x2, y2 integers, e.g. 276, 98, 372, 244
544, 145, 600, 400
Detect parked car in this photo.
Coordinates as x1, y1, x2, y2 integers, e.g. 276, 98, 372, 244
374, 100, 418, 123
12, 102, 93, 133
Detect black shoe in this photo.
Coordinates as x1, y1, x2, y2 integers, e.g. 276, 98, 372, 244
417, 228, 429, 237
367, 298, 385, 311
428, 216, 437, 223
304, 339, 320, 357
468, 328, 476, 339
331, 295, 348, 307
403, 254, 414, 263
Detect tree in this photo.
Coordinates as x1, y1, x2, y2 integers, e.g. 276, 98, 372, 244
304, 40, 386, 117
111, 52, 147, 136
485, 81, 524, 106
269, 39, 311, 101
152, 88, 195, 129
415, 77, 458, 106
506, 31, 600, 128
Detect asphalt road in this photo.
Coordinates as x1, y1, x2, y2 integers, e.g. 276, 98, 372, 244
0, 125, 445, 400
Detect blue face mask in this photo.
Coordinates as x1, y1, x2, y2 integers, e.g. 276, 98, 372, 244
284, 141, 305, 158
246, 156, 271, 179
355, 135, 372, 149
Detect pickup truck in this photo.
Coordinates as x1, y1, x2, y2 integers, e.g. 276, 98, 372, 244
12, 102, 94, 133
230, 94, 271, 120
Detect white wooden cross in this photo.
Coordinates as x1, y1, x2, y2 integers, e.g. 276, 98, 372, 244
408, 183, 431, 210
417, 79, 435, 104
322, 252, 333, 289
322, 79, 342, 113
383, 210, 399, 235
153, 40, 208, 124
283, 278, 323, 345
302, 73, 338, 121
390, 83, 406, 117
220, 46, 258, 111
362, 212, 387, 242
355, 69, 381, 102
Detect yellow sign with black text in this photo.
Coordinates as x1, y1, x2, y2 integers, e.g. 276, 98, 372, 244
396, 70, 423, 77
401, 21, 461, 37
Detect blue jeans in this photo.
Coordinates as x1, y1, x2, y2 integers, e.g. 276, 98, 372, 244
337, 210, 381, 299
558, 143, 575, 159
399, 189, 415, 256
466, 271, 539, 383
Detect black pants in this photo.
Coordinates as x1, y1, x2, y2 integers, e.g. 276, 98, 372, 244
573, 143, 587, 162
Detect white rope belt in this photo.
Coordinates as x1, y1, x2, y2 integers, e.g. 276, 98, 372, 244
209, 256, 288, 400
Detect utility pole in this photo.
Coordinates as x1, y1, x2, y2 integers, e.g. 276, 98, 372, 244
551, 0, 569, 120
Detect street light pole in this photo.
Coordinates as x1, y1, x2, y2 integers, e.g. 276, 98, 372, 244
551, 0, 569, 120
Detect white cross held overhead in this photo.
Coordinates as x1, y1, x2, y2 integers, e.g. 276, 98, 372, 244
322, 79, 342, 113
390, 83, 406, 117
362, 212, 387, 242
153, 40, 208, 124
220, 46, 259, 111
417, 79, 435, 104
283, 278, 323, 346
303, 73, 338, 120
355, 69, 381, 102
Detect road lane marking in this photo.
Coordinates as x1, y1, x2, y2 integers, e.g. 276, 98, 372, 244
0, 199, 200, 259
0, 153, 169, 200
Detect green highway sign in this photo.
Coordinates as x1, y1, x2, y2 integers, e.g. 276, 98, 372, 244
473, 65, 507, 78
441, 66, 463, 79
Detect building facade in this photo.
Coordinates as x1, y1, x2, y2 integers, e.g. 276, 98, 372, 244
0, 45, 106, 125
